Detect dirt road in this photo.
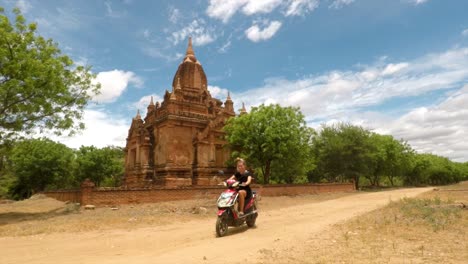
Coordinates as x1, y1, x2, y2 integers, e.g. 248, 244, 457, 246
0, 187, 432, 264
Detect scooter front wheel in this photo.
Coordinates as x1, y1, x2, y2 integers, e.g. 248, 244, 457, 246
215, 216, 228, 237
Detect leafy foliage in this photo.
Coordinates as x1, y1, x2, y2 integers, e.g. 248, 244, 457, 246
404, 153, 466, 186
367, 134, 413, 186
311, 123, 374, 188
6, 138, 76, 199
0, 8, 100, 141
74, 146, 125, 187
2, 138, 125, 199
310, 123, 466, 188
224, 104, 314, 184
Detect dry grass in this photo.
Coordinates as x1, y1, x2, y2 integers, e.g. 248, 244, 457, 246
268, 181, 468, 264
0, 192, 352, 237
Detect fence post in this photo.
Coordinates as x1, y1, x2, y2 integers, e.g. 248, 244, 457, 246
80, 178, 95, 205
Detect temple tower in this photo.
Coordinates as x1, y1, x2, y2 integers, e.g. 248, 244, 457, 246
124, 38, 236, 187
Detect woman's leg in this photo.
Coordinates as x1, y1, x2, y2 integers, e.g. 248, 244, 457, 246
238, 190, 246, 214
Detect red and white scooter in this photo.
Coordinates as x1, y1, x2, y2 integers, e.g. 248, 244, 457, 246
215, 178, 258, 237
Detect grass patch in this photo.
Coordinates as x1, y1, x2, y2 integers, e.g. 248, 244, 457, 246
397, 196, 462, 232
268, 181, 468, 264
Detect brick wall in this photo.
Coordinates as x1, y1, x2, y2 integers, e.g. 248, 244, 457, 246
42, 182, 355, 206
41, 190, 81, 203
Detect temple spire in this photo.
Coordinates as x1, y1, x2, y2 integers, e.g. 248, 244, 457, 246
186, 37, 194, 56
147, 96, 155, 114
227, 91, 232, 101
134, 109, 141, 120
240, 102, 247, 115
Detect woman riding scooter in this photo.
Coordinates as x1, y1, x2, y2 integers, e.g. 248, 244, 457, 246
228, 158, 252, 216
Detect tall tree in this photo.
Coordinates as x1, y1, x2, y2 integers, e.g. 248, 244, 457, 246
0, 7, 100, 141
7, 138, 75, 199
367, 134, 413, 187
0, 139, 15, 198
74, 146, 124, 187
224, 104, 314, 184
312, 123, 374, 189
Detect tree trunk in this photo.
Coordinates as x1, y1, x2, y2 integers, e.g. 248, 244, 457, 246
264, 160, 271, 184
388, 174, 395, 186
354, 175, 359, 190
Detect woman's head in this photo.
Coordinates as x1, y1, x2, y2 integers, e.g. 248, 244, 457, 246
236, 158, 246, 173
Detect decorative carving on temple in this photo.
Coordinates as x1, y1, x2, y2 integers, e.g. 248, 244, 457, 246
123, 37, 236, 187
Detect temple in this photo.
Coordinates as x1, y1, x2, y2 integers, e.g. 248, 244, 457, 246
123, 38, 236, 187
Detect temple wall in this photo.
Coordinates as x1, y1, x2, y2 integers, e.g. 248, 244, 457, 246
42, 182, 355, 206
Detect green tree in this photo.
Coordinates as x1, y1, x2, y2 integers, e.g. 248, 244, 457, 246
7, 138, 75, 199
368, 134, 413, 187
404, 153, 464, 186
0, 140, 15, 198
0, 7, 100, 141
74, 146, 124, 187
224, 104, 314, 184
312, 123, 374, 189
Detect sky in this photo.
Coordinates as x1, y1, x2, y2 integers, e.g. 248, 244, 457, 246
1, 0, 468, 162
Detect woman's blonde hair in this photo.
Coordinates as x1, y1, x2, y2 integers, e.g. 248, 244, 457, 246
235, 157, 246, 166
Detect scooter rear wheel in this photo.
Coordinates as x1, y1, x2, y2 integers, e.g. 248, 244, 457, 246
216, 216, 228, 237
246, 205, 257, 228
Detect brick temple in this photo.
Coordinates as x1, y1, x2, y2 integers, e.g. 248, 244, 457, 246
123, 38, 237, 187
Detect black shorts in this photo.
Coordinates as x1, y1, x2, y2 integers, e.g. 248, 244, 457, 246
240, 186, 252, 200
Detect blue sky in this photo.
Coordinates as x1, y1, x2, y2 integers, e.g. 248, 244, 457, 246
2, 0, 468, 162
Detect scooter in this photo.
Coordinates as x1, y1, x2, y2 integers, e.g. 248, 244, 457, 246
215, 178, 258, 237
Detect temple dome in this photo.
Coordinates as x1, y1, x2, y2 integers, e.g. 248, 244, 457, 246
172, 37, 208, 91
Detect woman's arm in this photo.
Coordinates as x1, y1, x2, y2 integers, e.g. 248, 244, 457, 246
244, 175, 252, 186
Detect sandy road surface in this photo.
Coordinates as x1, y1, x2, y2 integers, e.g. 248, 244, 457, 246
0, 187, 432, 264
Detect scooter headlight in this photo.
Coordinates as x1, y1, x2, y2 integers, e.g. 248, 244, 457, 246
217, 192, 233, 207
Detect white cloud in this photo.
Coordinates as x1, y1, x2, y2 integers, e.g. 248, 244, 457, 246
206, 0, 319, 22
369, 85, 468, 162
141, 47, 183, 61
407, 0, 429, 5
233, 47, 468, 161
218, 40, 232, 53
206, 0, 248, 23
284, 0, 319, 16
245, 20, 282, 42
242, 0, 283, 15
462, 29, 468, 37
329, 0, 355, 9
170, 19, 216, 46
104, 1, 113, 16
50, 109, 129, 149
142, 29, 150, 39
35, 7, 85, 35
168, 6, 181, 24
133, 94, 164, 115
104, 1, 127, 18
55, 8, 82, 30
194, 34, 215, 46
93, 70, 144, 103
381, 62, 409, 76
15, 0, 32, 14
73, 56, 90, 67
208, 85, 229, 99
